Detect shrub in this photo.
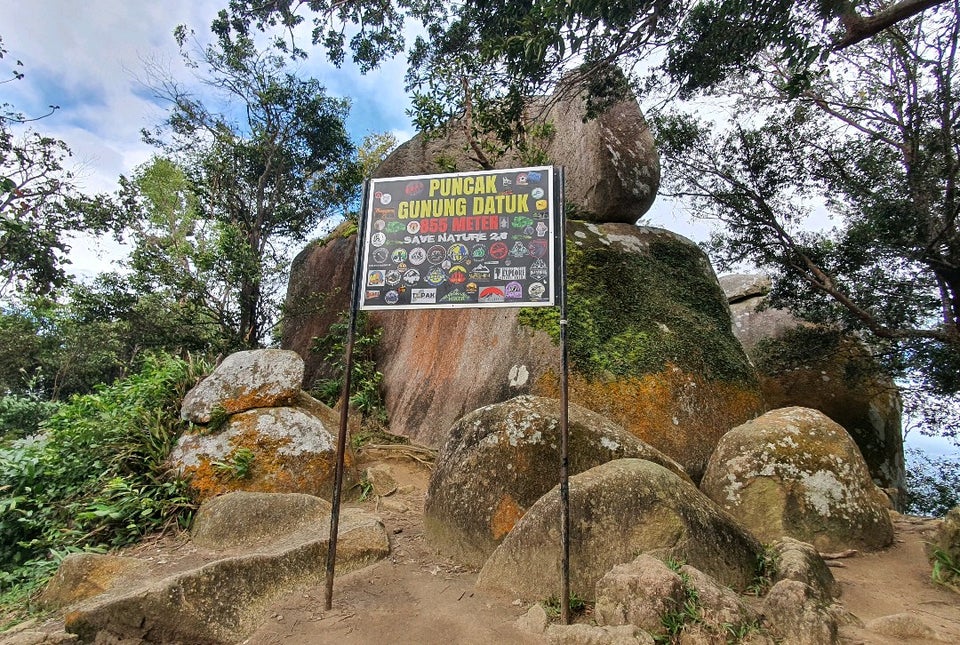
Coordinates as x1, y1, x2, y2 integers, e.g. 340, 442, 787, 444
0, 353, 208, 609
0, 395, 59, 445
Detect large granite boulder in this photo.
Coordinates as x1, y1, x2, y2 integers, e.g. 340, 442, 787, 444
181, 349, 304, 423
169, 401, 352, 502
45, 493, 388, 644
284, 222, 764, 481
719, 273, 905, 501
476, 458, 763, 601
700, 407, 894, 552
373, 87, 659, 224
424, 395, 688, 567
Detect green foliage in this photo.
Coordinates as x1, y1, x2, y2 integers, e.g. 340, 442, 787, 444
0, 353, 205, 604
521, 226, 754, 384
312, 311, 386, 424
747, 545, 778, 596
1, 39, 123, 300
656, 7, 960, 429
655, 565, 703, 644
0, 279, 219, 402
0, 394, 58, 445
212, 447, 255, 480
356, 476, 374, 502
930, 547, 960, 591
540, 591, 588, 620
206, 404, 230, 434
136, 33, 360, 348
904, 449, 960, 517
211, 0, 940, 171
653, 557, 764, 643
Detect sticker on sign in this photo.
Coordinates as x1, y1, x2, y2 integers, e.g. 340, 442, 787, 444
357, 166, 558, 310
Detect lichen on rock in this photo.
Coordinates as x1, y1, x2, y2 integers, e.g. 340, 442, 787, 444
701, 407, 894, 552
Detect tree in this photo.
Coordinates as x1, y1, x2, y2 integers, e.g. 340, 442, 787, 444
0, 36, 117, 299
140, 32, 359, 348
211, 1, 951, 146
655, 2, 960, 430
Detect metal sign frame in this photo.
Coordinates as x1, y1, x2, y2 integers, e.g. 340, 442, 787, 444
326, 168, 571, 625
357, 166, 556, 310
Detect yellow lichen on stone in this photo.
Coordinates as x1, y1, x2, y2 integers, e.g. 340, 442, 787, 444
533, 365, 764, 479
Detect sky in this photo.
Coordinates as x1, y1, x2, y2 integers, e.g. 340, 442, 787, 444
0, 0, 421, 273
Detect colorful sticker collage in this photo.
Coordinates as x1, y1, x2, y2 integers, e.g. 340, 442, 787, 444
359, 166, 556, 310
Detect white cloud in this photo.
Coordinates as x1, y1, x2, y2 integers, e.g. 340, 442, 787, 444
1, 0, 414, 199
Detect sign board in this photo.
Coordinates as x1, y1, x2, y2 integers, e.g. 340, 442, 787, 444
358, 166, 557, 310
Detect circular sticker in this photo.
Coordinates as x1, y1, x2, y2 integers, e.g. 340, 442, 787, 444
472, 244, 487, 260
379, 193, 392, 205
367, 270, 384, 286
370, 232, 386, 247
385, 290, 399, 305
531, 187, 545, 199
372, 247, 389, 264
528, 282, 546, 299
427, 245, 447, 264
403, 269, 421, 285
405, 181, 425, 197
374, 219, 386, 231
447, 243, 469, 262
409, 247, 427, 265
391, 249, 408, 263
385, 270, 402, 286
489, 242, 509, 260
406, 221, 421, 234
425, 266, 446, 286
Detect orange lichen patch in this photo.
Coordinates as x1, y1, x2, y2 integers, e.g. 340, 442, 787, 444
533, 365, 764, 478
221, 390, 295, 415
64, 611, 83, 631
182, 422, 353, 502
491, 494, 525, 540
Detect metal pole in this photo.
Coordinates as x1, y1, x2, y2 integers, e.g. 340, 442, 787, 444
324, 182, 370, 611
556, 167, 571, 625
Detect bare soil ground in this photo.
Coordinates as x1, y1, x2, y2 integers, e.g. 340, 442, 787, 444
4, 451, 960, 644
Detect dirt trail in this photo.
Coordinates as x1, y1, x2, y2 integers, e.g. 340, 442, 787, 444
242, 455, 541, 645
243, 455, 960, 644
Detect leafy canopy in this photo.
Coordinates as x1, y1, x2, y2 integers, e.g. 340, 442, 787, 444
654, 3, 960, 426
136, 31, 360, 348
211, 1, 950, 145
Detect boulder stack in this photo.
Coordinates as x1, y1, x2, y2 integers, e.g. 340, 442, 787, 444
424, 395, 688, 567
719, 273, 905, 502
170, 350, 355, 501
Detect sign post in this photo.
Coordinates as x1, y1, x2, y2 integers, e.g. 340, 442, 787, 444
324, 166, 570, 617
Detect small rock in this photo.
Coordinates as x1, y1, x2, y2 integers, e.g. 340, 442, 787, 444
515, 604, 549, 635
546, 623, 654, 645
762, 579, 839, 645
865, 613, 945, 641
365, 464, 398, 497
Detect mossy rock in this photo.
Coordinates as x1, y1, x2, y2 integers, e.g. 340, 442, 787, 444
700, 406, 894, 552
476, 458, 763, 601
525, 222, 764, 480
424, 395, 689, 568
